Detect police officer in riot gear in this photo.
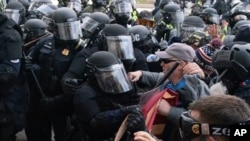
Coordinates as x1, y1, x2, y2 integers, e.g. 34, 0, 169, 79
22, 18, 52, 54
81, 12, 109, 47
128, 25, 162, 73
73, 51, 146, 141
82, 0, 107, 13
24, 7, 84, 141
3, 1, 26, 25
0, 12, 29, 141
212, 42, 250, 106
110, 0, 134, 27
62, 23, 148, 95
155, 3, 184, 42
199, 7, 220, 25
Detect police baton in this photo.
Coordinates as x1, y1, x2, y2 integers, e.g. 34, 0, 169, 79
23, 52, 46, 98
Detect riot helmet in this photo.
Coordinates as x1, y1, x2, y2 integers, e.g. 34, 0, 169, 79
128, 25, 158, 54
212, 42, 250, 94
4, 1, 26, 24
161, 3, 184, 24
34, 4, 57, 19
28, 0, 52, 11
180, 16, 206, 39
137, 10, 154, 28
41, 10, 55, 32
23, 19, 47, 42
113, 0, 133, 26
18, 0, 30, 10
231, 20, 250, 35
200, 7, 220, 25
229, 4, 248, 28
159, 0, 173, 9
97, 24, 135, 61
52, 7, 82, 40
67, 0, 82, 14
81, 12, 110, 38
92, 0, 109, 7
86, 51, 133, 94
212, 42, 250, 82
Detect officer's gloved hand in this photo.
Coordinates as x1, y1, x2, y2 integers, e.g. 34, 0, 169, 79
63, 78, 83, 94
24, 56, 37, 71
121, 105, 146, 133
126, 112, 146, 133
156, 23, 166, 38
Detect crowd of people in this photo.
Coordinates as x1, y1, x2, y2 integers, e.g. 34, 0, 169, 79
1, 0, 250, 141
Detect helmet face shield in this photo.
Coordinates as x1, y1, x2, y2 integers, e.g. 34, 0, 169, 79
106, 35, 135, 61
95, 63, 133, 94
208, 14, 220, 24
36, 4, 55, 17
3, 9, 20, 24
54, 20, 82, 40
81, 16, 99, 33
168, 10, 184, 24
67, 1, 82, 13
114, 2, 132, 14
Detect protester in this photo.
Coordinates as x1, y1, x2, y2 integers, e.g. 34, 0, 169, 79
128, 43, 210, 141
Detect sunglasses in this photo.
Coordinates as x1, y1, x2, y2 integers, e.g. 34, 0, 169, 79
161, 59, 179, 64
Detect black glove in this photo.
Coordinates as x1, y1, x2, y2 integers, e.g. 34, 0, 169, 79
126, 112, 146, 133
63, 78, 83, 94
121, 105, 146, 133
24, 56, 33, 70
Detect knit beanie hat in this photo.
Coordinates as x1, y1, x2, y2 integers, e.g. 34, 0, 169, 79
194, 38, 222, 72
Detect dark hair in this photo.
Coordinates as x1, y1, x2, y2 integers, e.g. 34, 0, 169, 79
189, 95, 250, 125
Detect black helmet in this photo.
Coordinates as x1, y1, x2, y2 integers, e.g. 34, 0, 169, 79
34, 4, 58, 19
181, 16, 205, 39
113, 0, 133, 26
97, 24, 135, 61
231, 20, 250, 35
161, 3, 183, 24
18, 0, 30, 10
52, 7, 82, 40
159, 0, 173, 9
92, 0, 109, 7
212, 41, 250, 82
81, 12, 110, 38
5, 1, 26, 24
229, 5, 248, 28
23, 19, 47, 41
86, 51, 133, 94
28, 0, 52, 11
128, 25, 158, 54
200, 7, 219, 25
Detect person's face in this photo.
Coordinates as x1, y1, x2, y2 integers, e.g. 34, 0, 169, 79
160, 58, 179, 73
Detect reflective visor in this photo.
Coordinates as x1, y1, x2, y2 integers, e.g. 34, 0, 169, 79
36, 4, 54, 16
81, 16, 99, 33
169, 10, 184, 24
67, 1, 82, 12
208, 14, 220, 24
95, 63, 133, 94
54, 20, 82, 40
114, 2, 132, 14
106, 35, 135, 60
3, 9, 20, 24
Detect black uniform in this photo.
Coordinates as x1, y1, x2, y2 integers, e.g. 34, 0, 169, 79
0, 13, 29, 141
73, 51, 145, 141
24, 7, 84, 141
